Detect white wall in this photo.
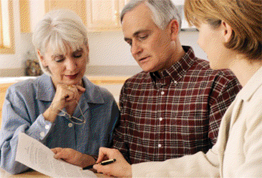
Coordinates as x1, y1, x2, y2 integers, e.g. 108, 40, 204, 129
88, 31, 137, 66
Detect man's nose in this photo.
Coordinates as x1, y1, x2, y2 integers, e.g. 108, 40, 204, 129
131, 41, 142, 56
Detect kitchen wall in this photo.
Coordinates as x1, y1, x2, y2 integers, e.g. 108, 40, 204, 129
0, 0, 207, 77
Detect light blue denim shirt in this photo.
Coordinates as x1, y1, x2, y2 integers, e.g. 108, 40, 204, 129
0, 74, 119, 174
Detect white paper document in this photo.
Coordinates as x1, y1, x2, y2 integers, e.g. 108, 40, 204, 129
15, 132, 97, 178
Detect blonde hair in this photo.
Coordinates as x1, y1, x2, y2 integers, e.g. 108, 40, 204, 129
184, 0, 262, 60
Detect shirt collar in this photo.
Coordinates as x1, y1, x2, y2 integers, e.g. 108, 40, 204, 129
36, 74, 104, 104
236, 66, 262, 101
150, 46, 196, 84
36, 74, 55, 101
82, 77, 105, 104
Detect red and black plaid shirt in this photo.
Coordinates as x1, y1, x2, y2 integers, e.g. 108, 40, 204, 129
112, 46, 242, 164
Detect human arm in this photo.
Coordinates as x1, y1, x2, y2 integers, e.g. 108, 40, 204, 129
233, 92, 262, 177
93, 147, 132, 178
43, 84, 85, 123
0, 81, 85, 174
51, 86, 120, 168
93, 147, 219, 177
52, 148, 96, 168
0, 84, 53, 174
131, 149, 219, 177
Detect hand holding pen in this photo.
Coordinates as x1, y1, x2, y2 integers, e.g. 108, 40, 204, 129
83, 159, 116, 170
92, 147, 132, 177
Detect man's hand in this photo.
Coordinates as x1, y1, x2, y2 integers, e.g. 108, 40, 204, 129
51, 147, 96, 168
93, 147, 132, 178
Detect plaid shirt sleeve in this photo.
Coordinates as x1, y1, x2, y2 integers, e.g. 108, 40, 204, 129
208, 70, 242, 145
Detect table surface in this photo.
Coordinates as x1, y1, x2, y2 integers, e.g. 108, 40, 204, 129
0, 167, 108, 178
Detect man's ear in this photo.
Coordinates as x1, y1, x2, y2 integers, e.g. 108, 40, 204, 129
221, 20, 233, 43
168, 19, 180, 41
37, 50, 47, 67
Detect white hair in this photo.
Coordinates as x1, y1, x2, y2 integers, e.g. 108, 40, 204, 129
32, 9, 88, 75
120, 0, 181, 30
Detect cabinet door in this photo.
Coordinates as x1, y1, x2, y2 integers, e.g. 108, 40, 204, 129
20, 0, 31, 33
45, 0, 87, 25
86, 0, 128, 31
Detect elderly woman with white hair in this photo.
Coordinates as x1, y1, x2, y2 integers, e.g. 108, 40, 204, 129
0, 9, 119, 174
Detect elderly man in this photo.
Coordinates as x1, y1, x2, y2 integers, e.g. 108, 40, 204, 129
52, 0, 241, 170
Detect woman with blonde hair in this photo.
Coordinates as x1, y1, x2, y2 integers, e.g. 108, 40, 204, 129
89, 0, 262, 177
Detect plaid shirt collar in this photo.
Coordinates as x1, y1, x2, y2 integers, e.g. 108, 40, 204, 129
150, 46, 196, 88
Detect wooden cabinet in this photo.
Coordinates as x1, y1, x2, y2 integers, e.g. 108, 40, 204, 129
45, 0, 87, 25
19, 0, 86, 33
20, 0, 31, 33
86, 0, 129, 31
19, 0, 129, 32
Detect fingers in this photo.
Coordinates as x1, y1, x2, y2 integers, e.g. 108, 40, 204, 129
52, 148, 76, 160
53, 84, 83, 106
75, 85, 86, 94
93, 147, 132, 177
52, 147, 72, 161
62, 84, 86, 101
52, 148, 93, 168
64, 85, 78, 101
94, 164, 112, 176
47, 83, 85, 122
51, 147, 63, 154
96, 147, 111, 163
52, 148, 68, 159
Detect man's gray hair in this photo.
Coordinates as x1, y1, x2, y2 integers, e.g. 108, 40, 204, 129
32, 9, 88, 75
120, 0, 181, 30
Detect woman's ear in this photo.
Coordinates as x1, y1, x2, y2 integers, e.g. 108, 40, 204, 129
221, 20, 233, 43
169, 19, 180, 41
37, 50, 47, 67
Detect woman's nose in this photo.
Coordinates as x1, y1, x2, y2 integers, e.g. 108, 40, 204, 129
65, 58, 77, 71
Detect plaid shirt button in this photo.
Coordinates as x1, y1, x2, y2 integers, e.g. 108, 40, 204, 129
159, 117, 163, 121
158, 144, 162, 148
161, 91, 165, 95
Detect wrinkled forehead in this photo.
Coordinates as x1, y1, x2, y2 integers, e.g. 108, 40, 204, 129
122, 3, 156, 36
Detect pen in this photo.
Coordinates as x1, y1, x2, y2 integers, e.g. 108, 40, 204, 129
83, 159, 116, 170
